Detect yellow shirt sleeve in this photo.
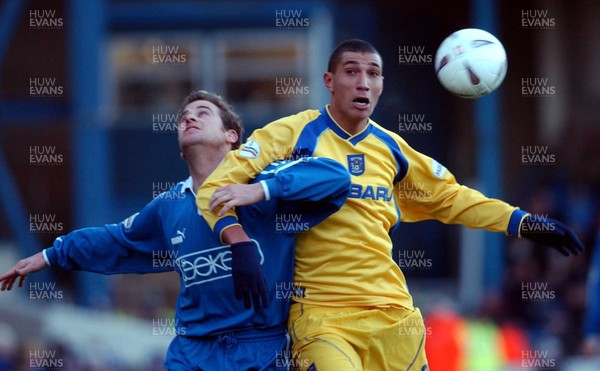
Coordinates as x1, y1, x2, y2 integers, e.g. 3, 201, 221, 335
395, 136, 526, 234
196, 110, 315, 241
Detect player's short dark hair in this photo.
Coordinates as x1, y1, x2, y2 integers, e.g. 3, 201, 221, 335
177, 90, 244, 150
327, 39, 381, 73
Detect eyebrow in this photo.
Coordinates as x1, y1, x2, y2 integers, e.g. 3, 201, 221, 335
180, 104, 215, 118
342, 60, 382, 68
194, 104, 215, 112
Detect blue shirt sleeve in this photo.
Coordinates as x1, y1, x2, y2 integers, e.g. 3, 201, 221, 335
251, 157, 351, 233
44, 197, 172, 274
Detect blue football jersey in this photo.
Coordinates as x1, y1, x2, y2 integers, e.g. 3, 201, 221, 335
44, 157, 350, 337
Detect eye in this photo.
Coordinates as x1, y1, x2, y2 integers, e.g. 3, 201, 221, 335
345, 69, 357, 75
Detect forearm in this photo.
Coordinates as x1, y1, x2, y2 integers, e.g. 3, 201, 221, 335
221, 225, 252, 244
401, 182, 524, 234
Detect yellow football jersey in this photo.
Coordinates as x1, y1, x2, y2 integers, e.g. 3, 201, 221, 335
197, 106, 526, 308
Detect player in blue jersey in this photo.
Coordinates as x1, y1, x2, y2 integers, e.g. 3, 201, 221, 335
0, 90, 351, 370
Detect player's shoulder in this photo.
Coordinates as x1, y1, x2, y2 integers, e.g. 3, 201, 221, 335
368, 119, 409, 147
266, 109, 322, 128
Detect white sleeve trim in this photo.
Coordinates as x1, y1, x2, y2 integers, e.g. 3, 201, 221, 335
42, 249, 51, 266
260, 180, 271, 201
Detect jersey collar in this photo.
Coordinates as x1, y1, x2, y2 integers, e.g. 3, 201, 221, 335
322, 106, 373, 146
181, 176, 194, 195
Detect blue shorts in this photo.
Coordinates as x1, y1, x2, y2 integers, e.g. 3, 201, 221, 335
164, 328, 291, 371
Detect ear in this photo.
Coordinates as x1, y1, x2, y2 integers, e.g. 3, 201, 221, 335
180, 151, 185, 160
226, 129, 239, 145
323, 72, 334, 93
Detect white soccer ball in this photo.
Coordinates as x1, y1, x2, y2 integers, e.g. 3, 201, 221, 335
434, 28, 507, 99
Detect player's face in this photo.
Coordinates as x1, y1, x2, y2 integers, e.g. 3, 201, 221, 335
325, 51, 383, 129
178, 100, 234, 150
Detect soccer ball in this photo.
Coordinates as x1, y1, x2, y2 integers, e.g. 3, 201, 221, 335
434, 28, 507, 99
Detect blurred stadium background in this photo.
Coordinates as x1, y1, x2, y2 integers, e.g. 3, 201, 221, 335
1, 0, 599, 369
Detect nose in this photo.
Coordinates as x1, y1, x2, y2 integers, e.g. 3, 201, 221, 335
357, 71, 370, 91
182, 113, 198, 124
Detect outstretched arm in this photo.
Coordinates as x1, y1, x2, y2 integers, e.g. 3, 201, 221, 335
1, 197, 173, 292
396, 137, 583, 256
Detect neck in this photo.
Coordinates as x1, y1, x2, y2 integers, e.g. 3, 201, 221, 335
184, 144, 230, 192
327, 105, 368, 135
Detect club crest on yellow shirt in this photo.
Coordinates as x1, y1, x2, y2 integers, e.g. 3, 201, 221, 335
347, 154, 365, 176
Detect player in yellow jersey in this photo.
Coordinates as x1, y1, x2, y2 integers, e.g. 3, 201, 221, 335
196, 39, 584, 370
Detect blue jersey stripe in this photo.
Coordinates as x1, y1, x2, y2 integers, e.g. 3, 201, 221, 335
368, 126, 408, 232
318, 107, 373, 146
293, 112, 330, 159
369, 126, 409, 183
319, 107, 349, 139
349, 125, 373, 146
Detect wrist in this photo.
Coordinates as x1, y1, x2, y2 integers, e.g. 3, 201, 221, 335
259, 180, 270, 201
221, 224, 250, 244
230, 240, 255, 249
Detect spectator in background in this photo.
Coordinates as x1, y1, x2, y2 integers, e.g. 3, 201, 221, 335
583, 221, 600, 356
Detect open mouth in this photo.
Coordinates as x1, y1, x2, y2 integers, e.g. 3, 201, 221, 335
353, 97, 370, 109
